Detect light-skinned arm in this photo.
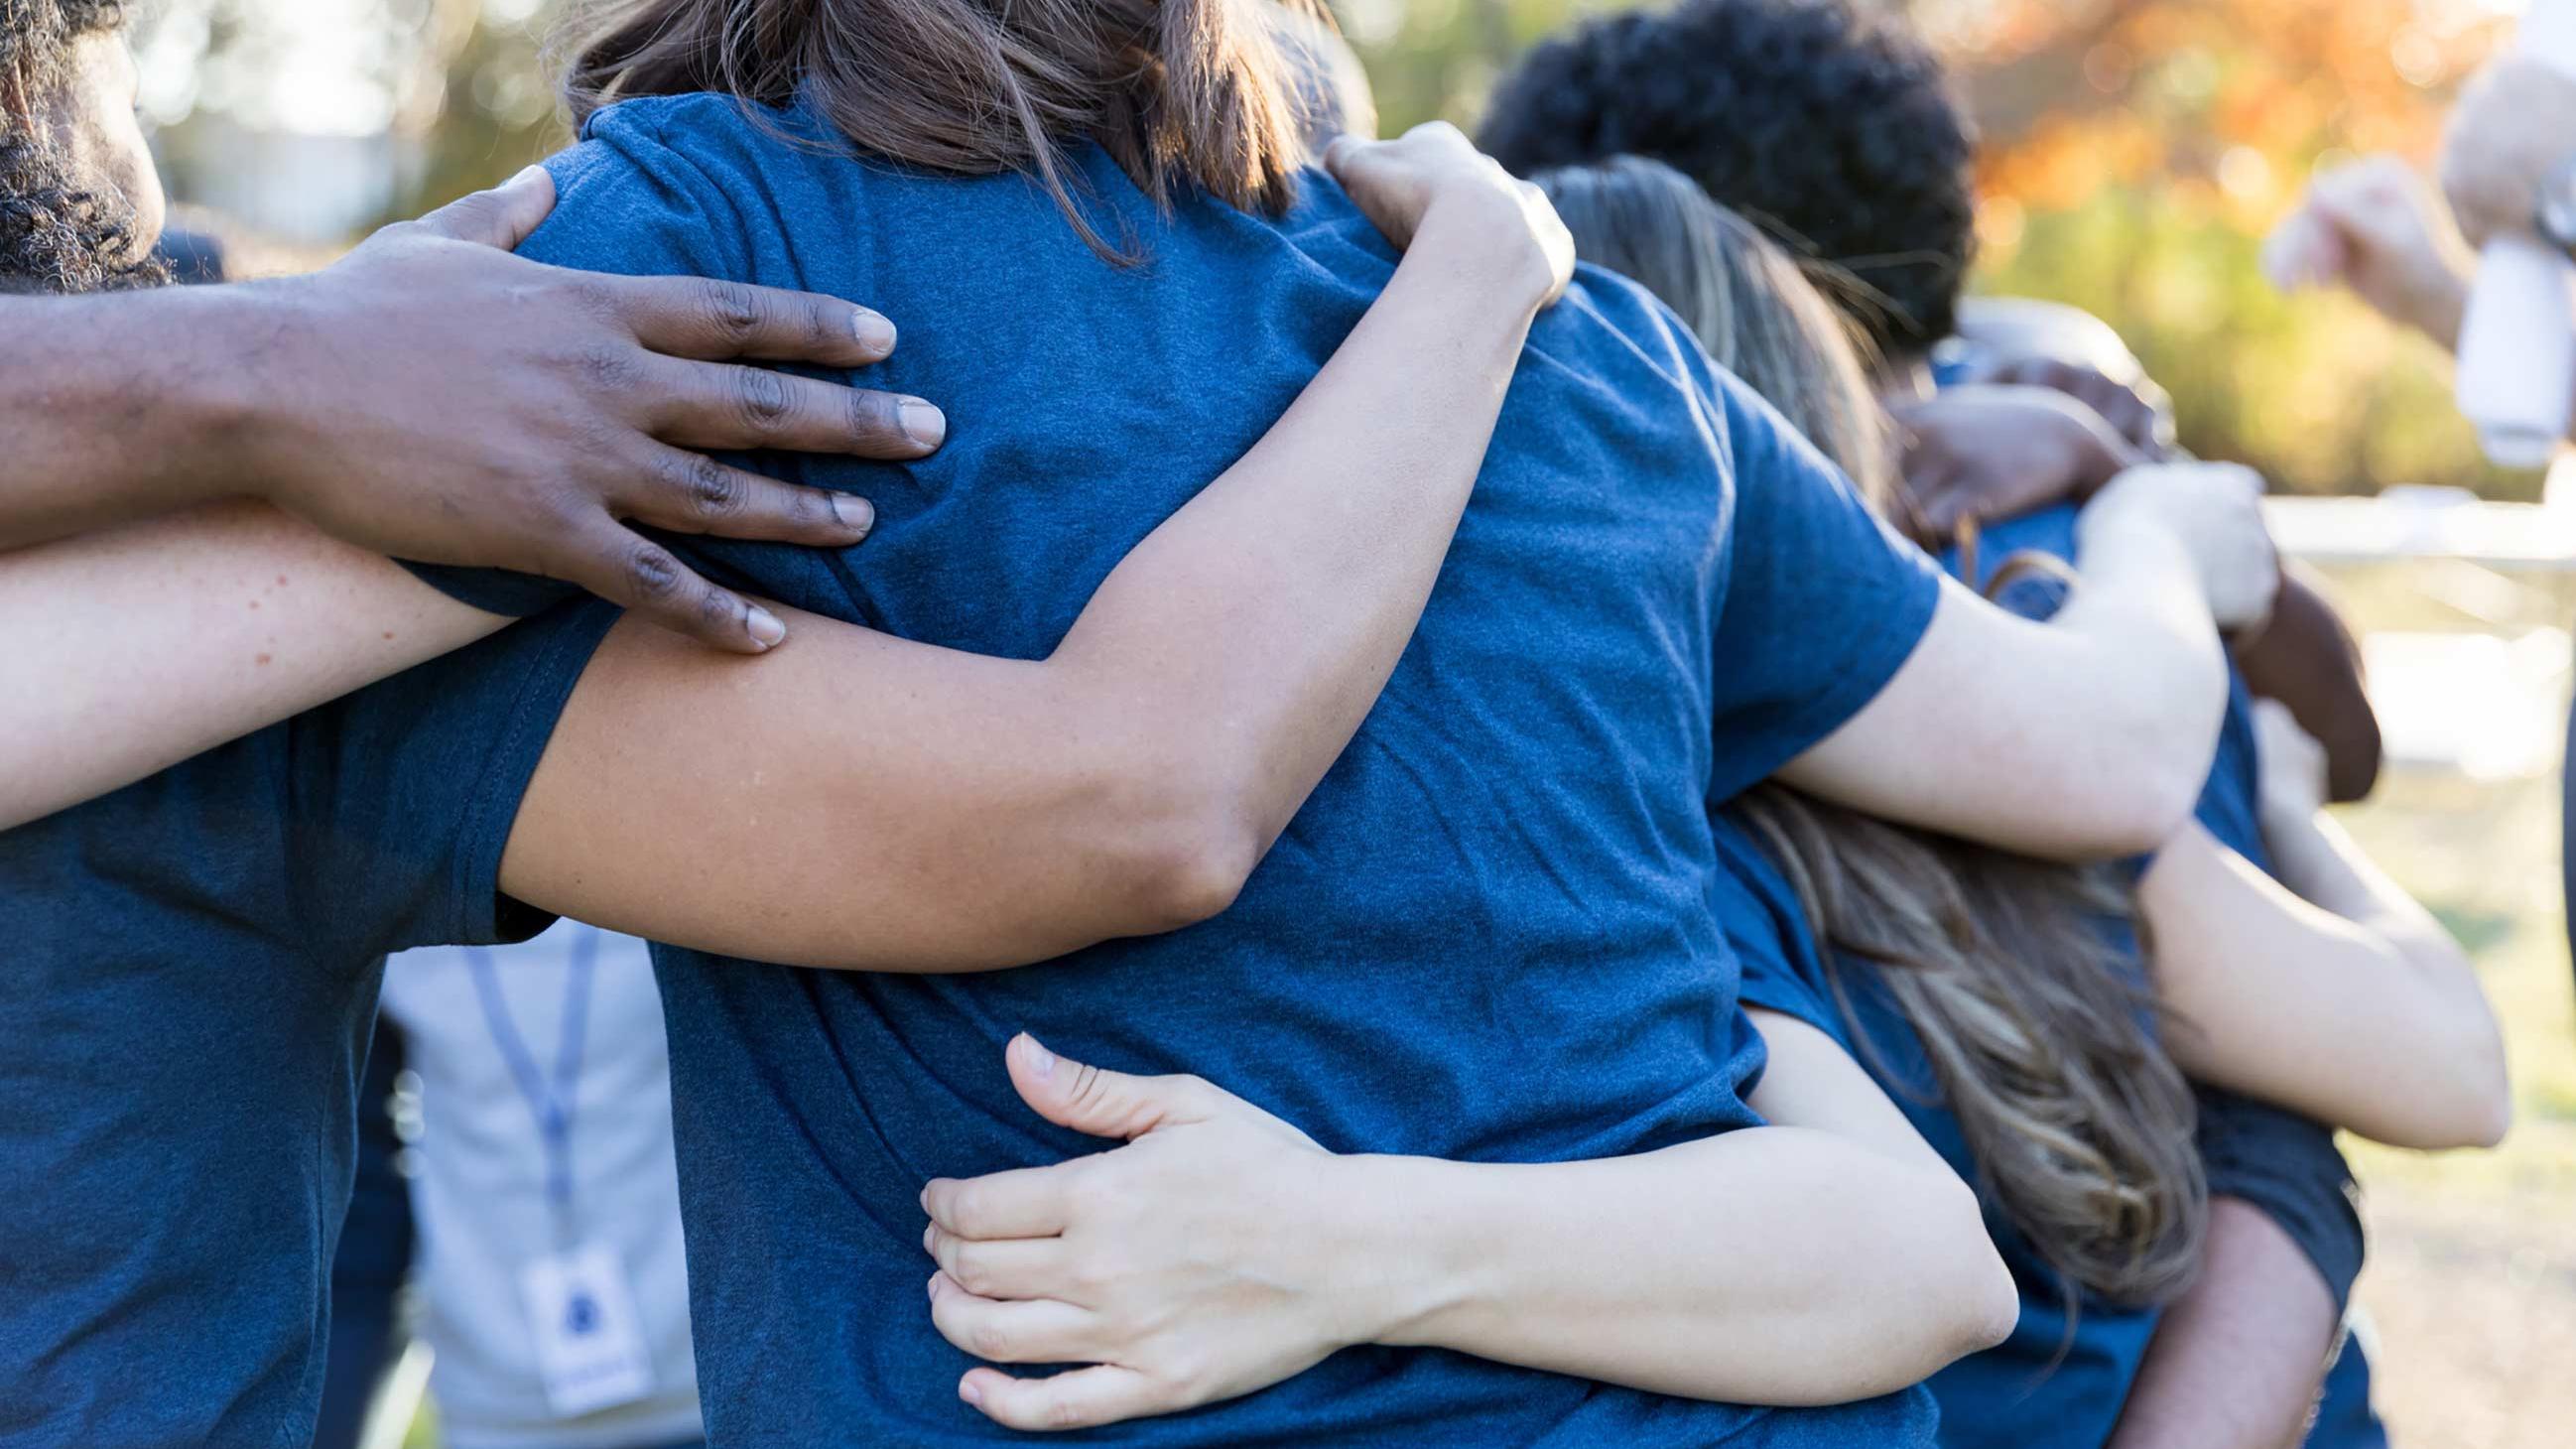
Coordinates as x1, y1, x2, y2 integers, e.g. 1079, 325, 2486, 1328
2141, 704, 2510, 1150
916, 1022, 2018, 1433
1777, 460, 2273, 860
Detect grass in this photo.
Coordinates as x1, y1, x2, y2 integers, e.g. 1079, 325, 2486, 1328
2309, 561, 2576, 1447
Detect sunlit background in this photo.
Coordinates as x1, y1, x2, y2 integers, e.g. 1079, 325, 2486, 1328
128, 2, 2576, 1445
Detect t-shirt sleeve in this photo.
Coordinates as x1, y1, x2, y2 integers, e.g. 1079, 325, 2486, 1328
399, 102, 763, 614
285, 596, 624, 952
1708, 812, 1844, 1043
2193, 1086, 2366, 1311
1703, 373, 1944, 802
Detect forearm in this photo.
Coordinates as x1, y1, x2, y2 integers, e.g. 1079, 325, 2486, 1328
2143, 824, 2508, 1148
2109, 1199, 2339, 1449
0, 500, 500, 830
1344, 1130, 2011, 1404
1781, 529, 2225, 862
0, 288, 259, 548
2233, 567, 2382, 802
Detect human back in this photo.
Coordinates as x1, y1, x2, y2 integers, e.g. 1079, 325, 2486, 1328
474, 20, 1953, 1434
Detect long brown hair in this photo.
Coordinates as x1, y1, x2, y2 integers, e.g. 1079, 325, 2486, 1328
554, 0, 1316, 258
1537, 155, 2206, 1307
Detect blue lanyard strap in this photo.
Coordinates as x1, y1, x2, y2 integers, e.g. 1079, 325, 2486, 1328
463, 928, 599, 1217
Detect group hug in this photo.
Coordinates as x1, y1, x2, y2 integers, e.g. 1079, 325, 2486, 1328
0, 0, 2514, 1445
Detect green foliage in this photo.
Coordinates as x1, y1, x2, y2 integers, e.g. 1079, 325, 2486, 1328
1987, 189, 2526, 498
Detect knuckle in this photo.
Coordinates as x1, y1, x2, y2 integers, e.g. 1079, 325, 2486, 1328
734, 367, 795, 430
848, 386, 904, 445
576, 343, 637, 391
968, 1322, 1014, 1361
696, 278, 766, 345
562, 278, 623, 325
1045, 1394, 1088, 1430
679, 453, 743, 516
623, 543, 686, 604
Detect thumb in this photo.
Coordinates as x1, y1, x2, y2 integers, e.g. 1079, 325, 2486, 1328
1004, 1032, 1215, 1141
412, 165, 558, 250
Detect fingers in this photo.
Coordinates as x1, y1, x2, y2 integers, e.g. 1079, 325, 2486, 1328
924, 1222, 1068, 1300
958, 1365, 1166, 1433
620, 444, 875, 546
927, 1272, 1098, 1366
923, 1164, 1075, 1241
554, 516, 789, 655
411, 165, 558, 250
613, 274, 901, 369
640, 355, 946, 459
1003, 1031, 1219, 1140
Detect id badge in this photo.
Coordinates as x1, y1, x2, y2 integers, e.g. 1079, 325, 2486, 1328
518, 1242, 656, 1417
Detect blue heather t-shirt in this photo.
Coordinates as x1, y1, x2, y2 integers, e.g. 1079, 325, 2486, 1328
0, 604, 617, 1446
1714, 812, 2158, 1449
1712, 503, 2359, 1447
473, 94, 1946, 1446
1948, 505, 2365, 1307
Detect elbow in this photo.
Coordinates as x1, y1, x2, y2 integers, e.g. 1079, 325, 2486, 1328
1101, 754, 1270, 933
1933, 1181, 2021, 1362
2444, 1022, 2515, 1151
1126, 815, 1264, 932
2074, 749, 2205, 861
2422, 983, 2513, 1150
2322, 714, 2385, 805
1884, 1170, 2018, 1379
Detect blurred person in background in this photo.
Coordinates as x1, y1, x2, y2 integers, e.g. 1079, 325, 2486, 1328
1479, 2, 2398, 1444
370, 925, 703, 1449
2267, 54, 2576, 1066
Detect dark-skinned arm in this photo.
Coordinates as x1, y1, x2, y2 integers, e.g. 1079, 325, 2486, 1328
2108, 1199, 2340, 1449
2233, 562, 2383, 803
0, 167, 940, 652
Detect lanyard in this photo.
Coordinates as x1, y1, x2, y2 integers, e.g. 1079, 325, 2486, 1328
463, 928, 599, 1231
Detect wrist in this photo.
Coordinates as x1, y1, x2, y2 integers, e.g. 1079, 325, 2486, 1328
1411, 195, 1557, 319
165, 282, 304, 504
1328, 1154, 1480, 1350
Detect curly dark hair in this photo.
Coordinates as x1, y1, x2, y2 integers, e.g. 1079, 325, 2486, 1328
1478, 0, 1976, 357
0, 0, 165, 294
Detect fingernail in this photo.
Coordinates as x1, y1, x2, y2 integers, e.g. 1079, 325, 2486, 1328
746, 605, 787, 649
507, 164, 547, 189
923, 1223, 937, 1254
900, 399, 947, 450
920, 1184, 934, 1213
830, 492, 875, 537
852, 309, 896, 355
960, 1379, 983, 1407
1022, 1033, 1056, 1082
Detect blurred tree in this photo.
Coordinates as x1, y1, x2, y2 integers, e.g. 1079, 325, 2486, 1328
1926, 0, 2524, 497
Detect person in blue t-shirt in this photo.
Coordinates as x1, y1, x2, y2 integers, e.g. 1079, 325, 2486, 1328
0, 101, 1610, 1449
7, 10, 2283, 1449
1479, 6, 2405, 1438
903, 161, 2503, 1447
